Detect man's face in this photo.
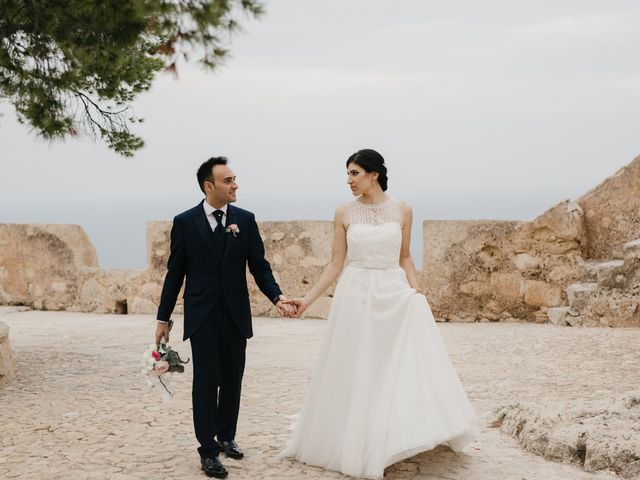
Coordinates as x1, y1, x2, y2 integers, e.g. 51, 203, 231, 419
207, 164, 238, 205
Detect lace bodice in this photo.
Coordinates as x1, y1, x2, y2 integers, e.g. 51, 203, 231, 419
346, 198, 403, 269
347, 198, 403, 226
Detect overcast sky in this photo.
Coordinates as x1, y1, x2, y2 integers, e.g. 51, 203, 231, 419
1, 0, 639, 269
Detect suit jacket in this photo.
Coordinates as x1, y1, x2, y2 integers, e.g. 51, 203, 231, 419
157, 201, 282, 340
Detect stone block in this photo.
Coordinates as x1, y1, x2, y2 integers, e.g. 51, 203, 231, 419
523, 280, 562, 307
623, 238, 640, 260
491, 273, 524, 300
513, 253, 541, 272
528, 200, 586, 254
459, 281, 491, 296
0, 321, 14, 384
129, 297, 157, 314
584, 260, 625, 283
566, 283, 598, 308
547, 307, 571, 326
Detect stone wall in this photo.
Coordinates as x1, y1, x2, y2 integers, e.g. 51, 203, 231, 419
558, 238, 640, 327
577, 155, 640, 259
0, 224, 98, 309
1, 155, 637, 326
145, 221, 335, 319
421, 154, 639, 326
0, 220, 334, 319
422, 201, 589, 322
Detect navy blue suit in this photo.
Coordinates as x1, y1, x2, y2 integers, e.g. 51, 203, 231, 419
157, 200, 282, 456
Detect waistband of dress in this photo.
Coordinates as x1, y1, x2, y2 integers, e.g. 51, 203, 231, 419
348, 261, 399, 270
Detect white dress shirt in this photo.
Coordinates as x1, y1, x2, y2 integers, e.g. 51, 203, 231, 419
203, 200, 228, 231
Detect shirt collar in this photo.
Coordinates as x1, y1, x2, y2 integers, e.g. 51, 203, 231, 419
203, 199, 228, 217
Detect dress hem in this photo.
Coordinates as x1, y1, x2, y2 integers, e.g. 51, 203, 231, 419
383, 423, 478, 470
280, 422, 478, 480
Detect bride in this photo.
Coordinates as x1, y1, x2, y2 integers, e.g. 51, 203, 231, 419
280, 149, 478, 479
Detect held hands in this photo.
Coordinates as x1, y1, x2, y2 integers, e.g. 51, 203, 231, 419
275, 295, 309, 318
281, 298, 308, 318
276, 295, 297, 317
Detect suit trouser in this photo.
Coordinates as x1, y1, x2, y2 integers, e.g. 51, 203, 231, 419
190, 297, 247, 457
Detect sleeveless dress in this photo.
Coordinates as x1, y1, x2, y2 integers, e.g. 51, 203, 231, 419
280, 198, 477, 479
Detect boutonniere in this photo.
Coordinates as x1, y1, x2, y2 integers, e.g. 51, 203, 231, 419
225, 224, 240, 237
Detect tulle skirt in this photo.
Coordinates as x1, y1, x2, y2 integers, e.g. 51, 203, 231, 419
280, 265, 478, 479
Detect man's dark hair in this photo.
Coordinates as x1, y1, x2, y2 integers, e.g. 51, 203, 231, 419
197, 156, 228, 193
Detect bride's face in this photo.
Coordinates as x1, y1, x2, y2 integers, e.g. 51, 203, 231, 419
347, 162, 378, 197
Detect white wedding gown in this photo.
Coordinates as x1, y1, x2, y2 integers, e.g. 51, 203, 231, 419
280, 199, 477, 479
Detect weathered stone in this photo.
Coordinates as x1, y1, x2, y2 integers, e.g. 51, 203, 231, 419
624, 238, 640, 260
533, 310, 549, 323
0, 224, 97, 309
546, 264, 585, 285
248, 221, 334, 318
459, 281, 492, 296
128, 297, 157, 315
304, 296, 332, 319
547, 307, 571, 326
422, 220, 522, 318
491, 392, 640, 478
484, 299, 503, 315
72, 269, 147, 314
421, 199, 588, 323
577, 155, 640, 259
526, 200, 587, 255
524, 280, 562, 307
0, 321, 14, 384
566, 283, 598, 308
490, 273, 524, 300
584, 260, 625, 283
513, 253, 542, 272
569, 290, 640, 327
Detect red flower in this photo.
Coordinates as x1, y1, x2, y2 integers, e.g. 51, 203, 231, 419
152, 350, 161, 361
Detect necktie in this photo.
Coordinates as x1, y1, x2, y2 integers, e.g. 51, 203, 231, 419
213, 210, 224, 232
211, 209, 225, 263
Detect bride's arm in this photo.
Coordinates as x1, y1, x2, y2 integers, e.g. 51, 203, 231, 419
296, 205, 349, 313
398, 202, 421, 291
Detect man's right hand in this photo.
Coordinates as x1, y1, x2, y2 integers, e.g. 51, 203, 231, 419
155, 321, 170, 344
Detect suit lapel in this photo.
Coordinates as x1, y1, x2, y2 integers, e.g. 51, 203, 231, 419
221, 204, 237, 267
193, 201, 220, 270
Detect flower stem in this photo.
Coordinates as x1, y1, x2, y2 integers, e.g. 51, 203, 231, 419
157, 375, 172, 397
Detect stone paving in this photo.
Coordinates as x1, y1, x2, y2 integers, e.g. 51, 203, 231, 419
1, 308, 638, 480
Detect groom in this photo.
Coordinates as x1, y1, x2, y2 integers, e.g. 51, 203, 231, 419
155, 157, 293, 478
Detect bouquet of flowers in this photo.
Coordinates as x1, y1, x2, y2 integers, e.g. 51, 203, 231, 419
140, 320, 189, 400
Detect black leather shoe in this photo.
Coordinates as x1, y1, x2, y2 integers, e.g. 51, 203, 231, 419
217, 439, 244, 459
201, 456, 228, 478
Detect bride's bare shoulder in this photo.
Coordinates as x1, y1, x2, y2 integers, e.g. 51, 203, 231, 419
394, 199, 413, 214
334, 201, 352, 219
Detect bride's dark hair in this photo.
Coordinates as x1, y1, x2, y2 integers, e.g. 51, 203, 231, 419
346, 149, 388, 192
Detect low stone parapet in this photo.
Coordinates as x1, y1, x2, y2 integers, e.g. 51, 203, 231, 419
491, 392, 640, 479
0, 321, 14, 384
